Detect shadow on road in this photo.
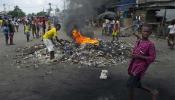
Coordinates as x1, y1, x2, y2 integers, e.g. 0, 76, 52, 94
4, 64, 173, 100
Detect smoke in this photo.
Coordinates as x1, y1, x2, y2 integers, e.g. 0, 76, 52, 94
64, 0, 119, 37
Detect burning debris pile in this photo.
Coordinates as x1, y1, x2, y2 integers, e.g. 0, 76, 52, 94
15, 40, 132, 67
72, 29, 99, 45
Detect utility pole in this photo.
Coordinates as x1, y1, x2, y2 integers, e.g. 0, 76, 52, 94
0, 0, 3, 12
55, 5, 59, 16
8, 5, 10, 12
3, 3, 6, 14
161, 9, 167, 37
63, 0, 66, 24
64, 0, 65, 11
48, 3, 52, 16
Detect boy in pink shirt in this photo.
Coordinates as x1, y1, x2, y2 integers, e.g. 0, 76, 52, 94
127, 24, 158, 100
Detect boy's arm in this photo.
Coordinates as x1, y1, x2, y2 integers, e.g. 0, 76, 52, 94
55, 36, 59, 42
55, 36, 63, 46
146, 43, 156, 63
132, 44, 156, 63
132, 54, 149, 60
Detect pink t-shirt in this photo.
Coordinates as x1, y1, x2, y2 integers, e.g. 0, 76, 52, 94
128, 39, 156, 78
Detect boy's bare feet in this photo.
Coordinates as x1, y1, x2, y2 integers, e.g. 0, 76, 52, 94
151, 89, 159, 96
151, 89, 159, 100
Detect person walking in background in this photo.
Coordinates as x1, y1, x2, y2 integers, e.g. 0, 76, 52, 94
102, 20, 107, 36
14, 20, 19, 32
36, 20, 40, 38
24, 22, 31, 42
127, 24, 158, 100
0, 18, 3, 30
106, 20, 111, 36
167, 21, 175, 49
31, 20, 37, 39
133, 16, 140, 34
42, 17, 46, 35
2, 23, 9, 45
17, 18, 21, 24
41, 17, 46, 41
112, 20, 120, 41
8, 20, 15, 45
39, 20, 42, 36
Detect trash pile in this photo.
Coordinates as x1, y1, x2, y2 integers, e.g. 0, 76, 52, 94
15, 39, 132, 67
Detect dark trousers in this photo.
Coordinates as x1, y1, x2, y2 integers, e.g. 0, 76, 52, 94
25, 32, 30, 42
112, 34, 119, 41
43, 27, 46, 35
36, 27, 40, 38
127, 75, 142, 88
9, 33, 14, 45
32, 28, 36, 38
4, 34, 9, 45
168, 34, 175, 49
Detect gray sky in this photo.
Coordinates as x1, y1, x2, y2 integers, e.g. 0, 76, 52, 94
0, 0, 65, 14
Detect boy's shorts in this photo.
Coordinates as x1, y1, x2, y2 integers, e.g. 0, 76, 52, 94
127, 75, 142, 88
112, 31, 119, 36
43, 39, 54, 52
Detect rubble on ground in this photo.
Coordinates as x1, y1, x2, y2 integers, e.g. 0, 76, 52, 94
14, 39, 132, 68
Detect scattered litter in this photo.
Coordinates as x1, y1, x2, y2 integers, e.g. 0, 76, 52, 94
17, 66, 21, 69
45, 71, 52, 75
14, 39, 132, 68
100, 70, 108, 80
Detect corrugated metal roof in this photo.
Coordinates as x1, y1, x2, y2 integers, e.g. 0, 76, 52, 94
157, 9, 175, 21
138, 1, 175, 9
117, 0, 136, 11
138, 0, 173, 4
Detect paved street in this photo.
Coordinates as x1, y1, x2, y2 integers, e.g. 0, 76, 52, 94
0, 25, 175, 100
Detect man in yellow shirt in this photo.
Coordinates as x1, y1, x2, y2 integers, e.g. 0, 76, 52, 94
24, 22, 31, 42
43, 24, 61, 60
0, 19, 3, 29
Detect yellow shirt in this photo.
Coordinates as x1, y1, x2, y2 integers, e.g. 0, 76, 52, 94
43, 27, 58, 39
24, 25, 30, 33
0, 20, 3, 26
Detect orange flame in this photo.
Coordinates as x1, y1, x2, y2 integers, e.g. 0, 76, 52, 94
72, 29, 99, 45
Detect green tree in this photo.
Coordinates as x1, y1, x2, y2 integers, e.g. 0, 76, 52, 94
36, 11, 46, 16
8, 6, 26, 17
27, 13, 36, 17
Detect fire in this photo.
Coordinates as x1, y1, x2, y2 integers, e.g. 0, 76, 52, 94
72, 29, 99, 45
